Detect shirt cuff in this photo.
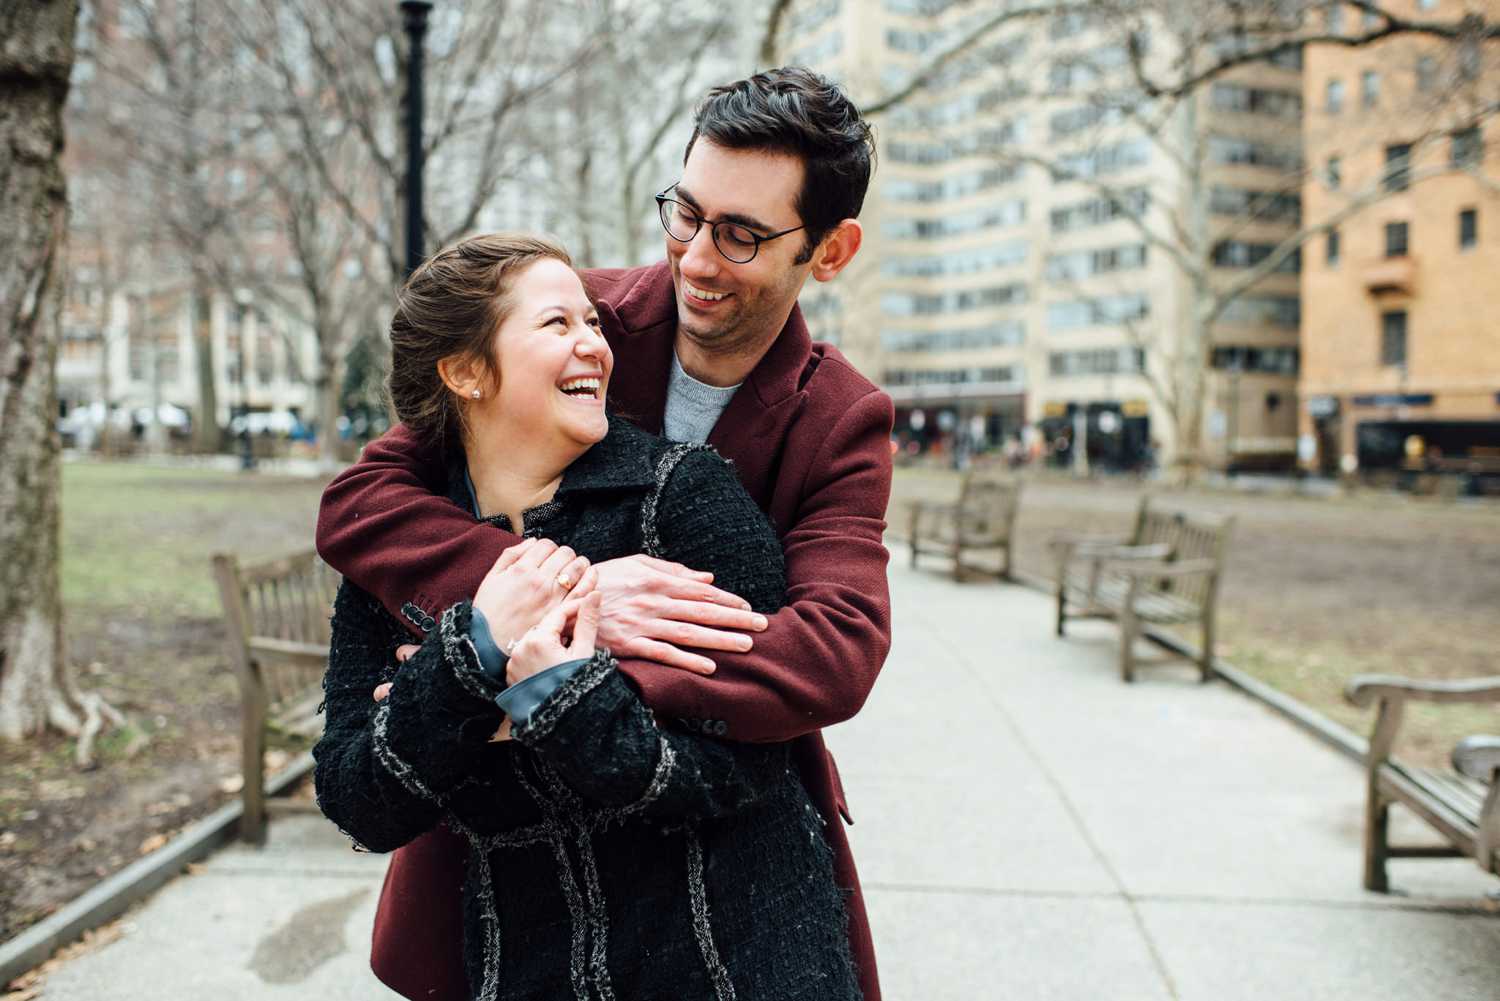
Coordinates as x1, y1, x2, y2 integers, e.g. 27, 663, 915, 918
468, 608, 508, 685
495, 657, 591, 727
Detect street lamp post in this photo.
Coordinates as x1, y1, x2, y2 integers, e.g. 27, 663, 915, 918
400, 1, 433, 279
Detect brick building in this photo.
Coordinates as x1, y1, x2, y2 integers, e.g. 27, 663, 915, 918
1299, 0, 1500, 482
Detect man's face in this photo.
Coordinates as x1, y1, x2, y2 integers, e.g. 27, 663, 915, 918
665, 140, 813, 360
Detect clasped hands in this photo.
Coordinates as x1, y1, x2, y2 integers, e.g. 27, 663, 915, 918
372, 537, 767, 739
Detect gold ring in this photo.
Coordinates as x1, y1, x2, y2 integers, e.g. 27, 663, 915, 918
556, 573, 572, 589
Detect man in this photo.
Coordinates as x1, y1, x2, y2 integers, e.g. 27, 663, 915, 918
317, 66, 892, 1001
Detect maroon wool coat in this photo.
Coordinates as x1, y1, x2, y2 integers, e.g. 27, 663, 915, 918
315, 260, 894, 1001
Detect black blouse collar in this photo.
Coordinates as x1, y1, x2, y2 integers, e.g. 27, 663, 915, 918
445, 414, 658, 511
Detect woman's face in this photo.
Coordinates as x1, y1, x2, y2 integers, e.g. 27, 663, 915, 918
484, 258, 612, 449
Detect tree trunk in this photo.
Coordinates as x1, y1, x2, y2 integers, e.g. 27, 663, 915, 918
191, 271, 219, 452
0, 0, 84, 743
316, 344, 342, 469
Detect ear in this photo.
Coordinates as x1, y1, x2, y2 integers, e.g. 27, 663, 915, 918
437, 353, 487, 401
809, 219, 862, 283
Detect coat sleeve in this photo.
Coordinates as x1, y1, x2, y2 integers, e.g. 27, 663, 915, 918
313, 583, 509, 852
514, 653, 797, 819
315, 424, 519, 631
513, 448, 796, 819
620, 387, 894, 742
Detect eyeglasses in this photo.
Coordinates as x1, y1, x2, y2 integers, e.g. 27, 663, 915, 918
655, 184, 805, 264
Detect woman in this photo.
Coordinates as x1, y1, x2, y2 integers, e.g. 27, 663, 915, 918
313, 234, 860, 1001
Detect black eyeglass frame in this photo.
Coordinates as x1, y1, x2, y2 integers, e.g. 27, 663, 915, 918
654, 184, 805, 264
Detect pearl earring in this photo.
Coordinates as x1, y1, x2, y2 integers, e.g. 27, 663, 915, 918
470, 389, 481, 399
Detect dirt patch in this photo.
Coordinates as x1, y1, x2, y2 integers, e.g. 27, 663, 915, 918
0, 616, 251, 943
2, 461, 327, 951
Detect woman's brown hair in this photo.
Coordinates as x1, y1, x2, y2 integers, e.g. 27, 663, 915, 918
387, 233, 573, 446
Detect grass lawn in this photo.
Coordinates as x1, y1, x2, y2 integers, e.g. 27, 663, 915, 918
0, 459, 329, 942
61, 461, 328, 619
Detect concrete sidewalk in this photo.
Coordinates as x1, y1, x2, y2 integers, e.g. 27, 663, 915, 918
38, 552, 1500, 999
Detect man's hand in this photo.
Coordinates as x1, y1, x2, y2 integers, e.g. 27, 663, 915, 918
591, 555, 767, 674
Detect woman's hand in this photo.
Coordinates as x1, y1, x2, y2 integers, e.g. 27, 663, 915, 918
473, 537, 596, 648
373, 643, 514, 742
506, 591, 601, 688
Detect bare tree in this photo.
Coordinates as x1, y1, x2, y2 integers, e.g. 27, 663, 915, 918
853, 0, 1497, 475
87, 0, 271, 451
841, 1, 1499, 115
1, 0, 123, 760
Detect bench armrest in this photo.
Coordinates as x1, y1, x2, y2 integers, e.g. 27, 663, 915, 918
1106, 557, 1217, 578
1048, 532, 1130, 553
1345, 675, 1500, 708
1453, 736, 1500, 783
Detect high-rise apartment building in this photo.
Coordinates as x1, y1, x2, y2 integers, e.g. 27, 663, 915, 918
782, 0, 1306, 471
1299, 0, 1499, 481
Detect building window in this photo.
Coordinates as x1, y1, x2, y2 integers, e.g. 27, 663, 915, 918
1048, 347, 1146, 377
1324, 2, 1343, 32
1325, 78, 1344, 113
1416, 0, 1437, 8
1452, 127, 1482, 168
1362, 9, 1381, 28
1384, 221, 1409, 257
1326, 156, 1342, 189
1211, 346, 1301, 374
1327, 229, 1341, 266
1380, 311, 1407, 367
1384, 143, 1412, 191
1211, 241, 1300, 272
1416, 55, 1437, 92
1459, 208, 1478, 249
1209, 186, 1301, 223
1207, 136, 1300, 170
1046, 294, 1151, 331
1218, 296, 1301, 329
1361, 70, 1380, 107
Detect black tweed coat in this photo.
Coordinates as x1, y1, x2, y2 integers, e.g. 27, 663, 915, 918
313, 417, 860, 1001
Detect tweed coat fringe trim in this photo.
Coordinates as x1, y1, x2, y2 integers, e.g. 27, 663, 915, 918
315, 418, 860, 1001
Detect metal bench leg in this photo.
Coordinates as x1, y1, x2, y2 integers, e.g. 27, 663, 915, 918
1199, 610, 1216, 683
1055, 580, 1067, 637
951, 541, 965, 582
1363, 785, 1391, 892
1119, 609, 1138, 683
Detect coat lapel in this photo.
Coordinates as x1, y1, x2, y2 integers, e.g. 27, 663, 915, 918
708, 304, 811, 509
587, 260, 814, 504
591, 264, 677, 435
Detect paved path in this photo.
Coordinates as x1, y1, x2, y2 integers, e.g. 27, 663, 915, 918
40, 551, 1500, 999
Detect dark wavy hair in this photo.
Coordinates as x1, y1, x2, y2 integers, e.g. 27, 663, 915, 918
386, 233, 573, 447
685, 66, 875, 264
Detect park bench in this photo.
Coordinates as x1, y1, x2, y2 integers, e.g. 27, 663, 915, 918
1345, 675, 1500, 892
212, 549, 338, 844
1050, 498, 1233, 682
906, 470, 1022, 581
